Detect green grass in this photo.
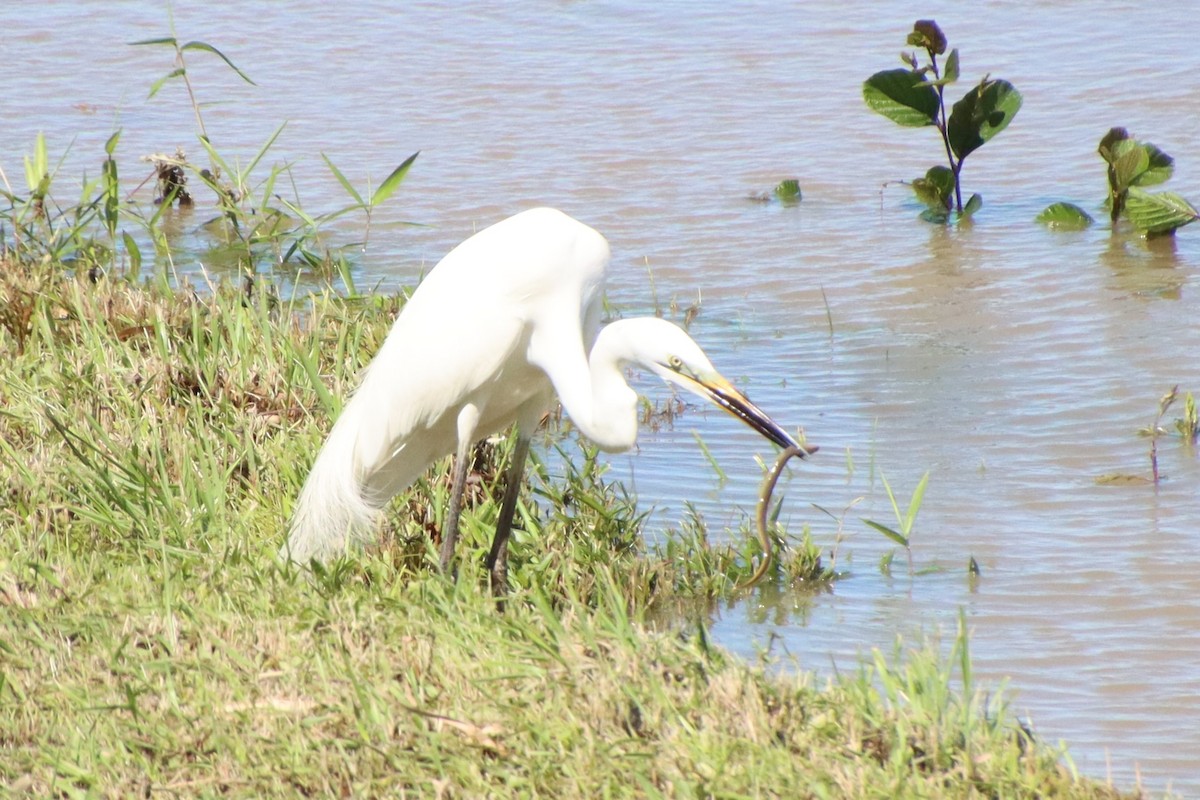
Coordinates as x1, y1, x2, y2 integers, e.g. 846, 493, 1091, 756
0, 264, 1147, 797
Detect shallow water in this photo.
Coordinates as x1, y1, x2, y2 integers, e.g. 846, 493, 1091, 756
4, 2, 1199, 794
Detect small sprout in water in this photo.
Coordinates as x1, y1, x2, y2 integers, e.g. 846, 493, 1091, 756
748, 179, 802, 204
774, 179, 802, 203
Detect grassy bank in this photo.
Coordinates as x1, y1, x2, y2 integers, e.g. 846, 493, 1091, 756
0, 265, 1141, 797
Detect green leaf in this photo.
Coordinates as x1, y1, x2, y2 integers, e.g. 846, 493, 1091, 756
24, 132, 47, 193
911, 180, 943, 210
1098, 127, 1130, 164
180, 41, 257, 85
294, 345, 340, 417
773, 178, 801, 202
1132, 142, 1174, 187
961, 192, 983, 219
1124, 188, 1199, 235
371, 151, 420, 207
947, 78, 1022, 160
911, 165, 954, 211
1111, 141, 1149, 192
1036, 202, 1094, 229
902, 471, 930, 534
122, 232, 142, 280
909, 19, 947, 55
104, 129, 122, 158
244, 121, 287, 178
128, 37, 178, 47
919, 208, 951, 224
321, 153, 365, 207
147, 68, 185, 100
943, 48, 960, 83
863, 69, 939, 127
862, 518, 910, 547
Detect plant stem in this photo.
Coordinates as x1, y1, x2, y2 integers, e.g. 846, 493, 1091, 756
928, 52, 963, 214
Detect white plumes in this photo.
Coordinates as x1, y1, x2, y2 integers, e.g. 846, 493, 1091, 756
281, 393, 381, 564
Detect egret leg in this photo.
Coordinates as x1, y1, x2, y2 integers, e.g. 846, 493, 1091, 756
485, 434, 531, 596
439, 406, 480, 574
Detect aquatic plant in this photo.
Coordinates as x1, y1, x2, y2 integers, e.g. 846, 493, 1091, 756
1035, 202, 1094, 230
862, 470, 929, 576
863, 20, 1022, 223
0, 35, 417, 281
1040, 128, 1198, 236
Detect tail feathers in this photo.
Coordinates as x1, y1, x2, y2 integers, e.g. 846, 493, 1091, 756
282, 414, 379, 565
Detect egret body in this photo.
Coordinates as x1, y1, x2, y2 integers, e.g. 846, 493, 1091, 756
284, 207, 804, 590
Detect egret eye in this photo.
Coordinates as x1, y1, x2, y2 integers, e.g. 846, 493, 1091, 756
668, 355, 684, 370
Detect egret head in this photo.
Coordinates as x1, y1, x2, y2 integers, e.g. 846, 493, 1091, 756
617, 318, 804, 452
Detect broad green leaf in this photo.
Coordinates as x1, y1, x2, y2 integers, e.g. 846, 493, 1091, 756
920, 208, 951, 224
1125, 188, 1199, 235
181, 41, 257, 85
947, 78, 1022, 160
1132, 142, 1174, 187
1097, 127, 1130, 164
1111, 142, 1149, 191
863, 69, 938, 127
943, 48, 960, 83
321, 153, 365, 207
371, 150, 420, 207
1036, 202, 1094, 228
773, 178, 801, 202
961, 192, 983, 218
862, 518, 910, 547
911, 181, 945, 211
925, 164, 954, 195
911, 165, 954, 212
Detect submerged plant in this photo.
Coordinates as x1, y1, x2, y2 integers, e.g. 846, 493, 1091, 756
863, 19, 1022, 223
862, 470, 929, 576
1176, 391, 1199, 445
1098, 128, 1169, 224
1141, 385, 1179, 485
0, 34, 417, 279
1041, 127, 1197, 236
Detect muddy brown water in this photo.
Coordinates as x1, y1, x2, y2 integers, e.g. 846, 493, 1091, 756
4, 2, 1199, 793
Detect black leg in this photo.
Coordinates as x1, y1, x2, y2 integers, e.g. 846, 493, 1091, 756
486, 435, 531, 597
438, 438, 473, 574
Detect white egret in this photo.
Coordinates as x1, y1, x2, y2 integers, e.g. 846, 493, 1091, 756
283, 207, 808, 591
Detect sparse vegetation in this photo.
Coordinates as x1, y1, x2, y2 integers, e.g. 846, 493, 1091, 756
1042, 128, 1198, 236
